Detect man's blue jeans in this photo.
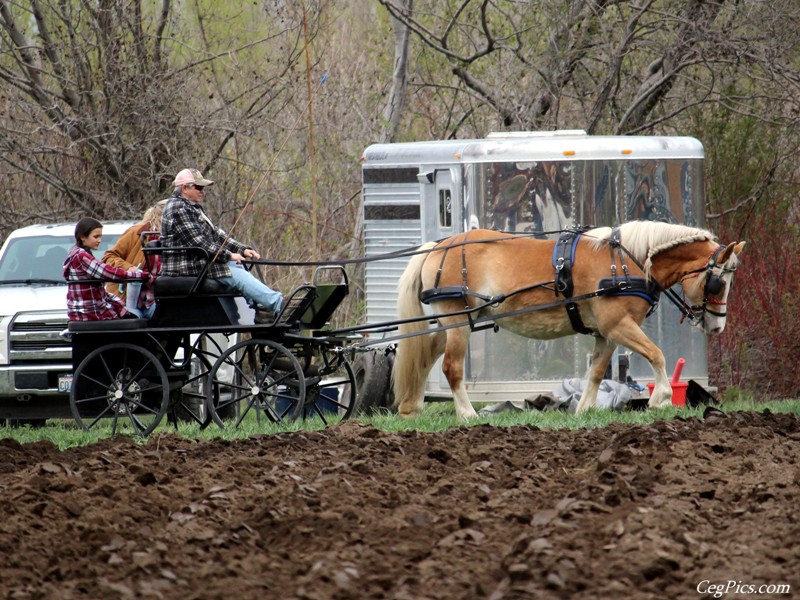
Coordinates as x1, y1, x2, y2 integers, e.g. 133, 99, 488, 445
218, 262, 283, 311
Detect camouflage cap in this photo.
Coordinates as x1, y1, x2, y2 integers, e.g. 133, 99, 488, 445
173, 168, 214, 187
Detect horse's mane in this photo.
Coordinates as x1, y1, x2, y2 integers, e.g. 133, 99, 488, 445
586, 221, 717, 273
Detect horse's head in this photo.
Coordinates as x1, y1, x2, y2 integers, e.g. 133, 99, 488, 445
681, 240, 746, 335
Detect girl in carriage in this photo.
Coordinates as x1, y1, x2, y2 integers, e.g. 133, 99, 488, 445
63, 217, 152, 321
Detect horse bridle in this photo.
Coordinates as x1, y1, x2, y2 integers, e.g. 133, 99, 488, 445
607, 233, 734, 324
678, 246, 735, 319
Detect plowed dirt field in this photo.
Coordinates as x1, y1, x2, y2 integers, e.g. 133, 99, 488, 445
2, 407, 798, 599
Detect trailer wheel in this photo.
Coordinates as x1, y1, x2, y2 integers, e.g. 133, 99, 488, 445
352, 349, 394, 415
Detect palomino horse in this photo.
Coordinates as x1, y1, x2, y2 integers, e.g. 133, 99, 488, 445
392, 221, 745, 419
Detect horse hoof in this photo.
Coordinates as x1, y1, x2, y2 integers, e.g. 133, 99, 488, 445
648, 397, 672, 409
397, 408, 422, 419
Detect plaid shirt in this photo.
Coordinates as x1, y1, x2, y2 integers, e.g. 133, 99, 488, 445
63, 246, 149, 321
160, 193, 248, 278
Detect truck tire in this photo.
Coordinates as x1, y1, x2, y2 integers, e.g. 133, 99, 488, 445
353, 349, 394, 415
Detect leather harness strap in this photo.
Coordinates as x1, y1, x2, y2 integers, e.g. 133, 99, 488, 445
424, 232, 495, 309
418, 227, 662, 336
553, 229, 594, 335
607, 226, 660, 318
554, 227, 660, 334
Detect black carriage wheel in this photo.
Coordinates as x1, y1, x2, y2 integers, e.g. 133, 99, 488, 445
70, 343, 169, 437
202, 341, 253, 428
169, 347, 214, 427
206, 338, 306, 428
305, 348, 359, 425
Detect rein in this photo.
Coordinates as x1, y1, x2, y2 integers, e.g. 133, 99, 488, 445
326, 227, 734, 349
248, 226, 731, 334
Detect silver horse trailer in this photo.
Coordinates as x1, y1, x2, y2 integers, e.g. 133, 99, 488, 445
356, 130, 707, 409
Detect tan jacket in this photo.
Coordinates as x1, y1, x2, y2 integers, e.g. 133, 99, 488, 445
102, 223, 152, 300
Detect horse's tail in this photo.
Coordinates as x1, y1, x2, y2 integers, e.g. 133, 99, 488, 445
392, 242, 442, 416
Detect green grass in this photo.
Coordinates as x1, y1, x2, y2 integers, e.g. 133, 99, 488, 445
2, 398, 799, 450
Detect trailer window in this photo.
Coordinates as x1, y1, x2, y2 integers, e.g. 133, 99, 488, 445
438, 189, 452, 228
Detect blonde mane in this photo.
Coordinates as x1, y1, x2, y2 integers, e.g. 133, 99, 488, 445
586, 221, 716, 274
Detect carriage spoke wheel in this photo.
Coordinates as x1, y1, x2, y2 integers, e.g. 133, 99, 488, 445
169, 344, 215, 428
70, 343, 169, 437
303, 347, 359, 425
206, 338, 306, 429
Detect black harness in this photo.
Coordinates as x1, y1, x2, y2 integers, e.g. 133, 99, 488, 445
553, 228, 591, 333
553, 227, 660, 334
420, 233, 514, 333
419, 227, 661, 336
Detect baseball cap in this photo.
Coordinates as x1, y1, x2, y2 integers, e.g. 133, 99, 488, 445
173, 168, 214, 187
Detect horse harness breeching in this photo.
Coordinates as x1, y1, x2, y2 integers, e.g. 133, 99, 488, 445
419, 232, 521, 333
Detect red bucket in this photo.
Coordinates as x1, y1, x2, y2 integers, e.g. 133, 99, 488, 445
647, 382, 689, 407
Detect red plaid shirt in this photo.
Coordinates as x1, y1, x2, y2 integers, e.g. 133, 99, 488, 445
63, 246, 149, 321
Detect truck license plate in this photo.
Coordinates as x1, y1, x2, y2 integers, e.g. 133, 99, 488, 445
58, 374, 73, 393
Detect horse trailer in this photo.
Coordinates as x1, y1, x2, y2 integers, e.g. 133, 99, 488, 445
358, 130, 709, 407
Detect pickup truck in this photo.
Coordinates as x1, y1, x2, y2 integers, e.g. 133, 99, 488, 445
0, 221, 134, 425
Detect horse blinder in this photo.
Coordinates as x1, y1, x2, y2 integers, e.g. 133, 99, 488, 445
705, 272, 725, 297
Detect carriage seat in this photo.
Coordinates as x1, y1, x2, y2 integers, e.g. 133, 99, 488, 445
68, 318, 149, 332
153, 275, 235, 297
143, 239, 239, 298
296, 265, 350, 329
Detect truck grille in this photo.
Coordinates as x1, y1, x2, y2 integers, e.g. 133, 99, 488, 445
9, 313, 71, 362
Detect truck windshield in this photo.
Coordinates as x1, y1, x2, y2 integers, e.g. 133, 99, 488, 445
0, 234, 123, 284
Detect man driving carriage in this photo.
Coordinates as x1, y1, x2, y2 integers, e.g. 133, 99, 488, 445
160, 168, 283, 323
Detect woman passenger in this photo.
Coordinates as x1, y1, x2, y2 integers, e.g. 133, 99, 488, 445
102, 199, 167, 318
63, 217, 151, 321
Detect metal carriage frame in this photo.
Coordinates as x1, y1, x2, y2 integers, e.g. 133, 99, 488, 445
67, 247, 360, 437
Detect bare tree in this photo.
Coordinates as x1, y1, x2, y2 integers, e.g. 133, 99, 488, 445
0, 0, 317, 236
376, 0, 800, 137
380, 0, 413, 142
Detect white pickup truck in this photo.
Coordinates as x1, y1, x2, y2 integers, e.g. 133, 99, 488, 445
0, 221, 134, 425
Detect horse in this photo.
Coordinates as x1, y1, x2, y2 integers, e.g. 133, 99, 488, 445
392, 221, 746, 419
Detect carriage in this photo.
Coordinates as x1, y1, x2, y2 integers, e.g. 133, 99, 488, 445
66, 218, 745, 436
66, 241, 360, 436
